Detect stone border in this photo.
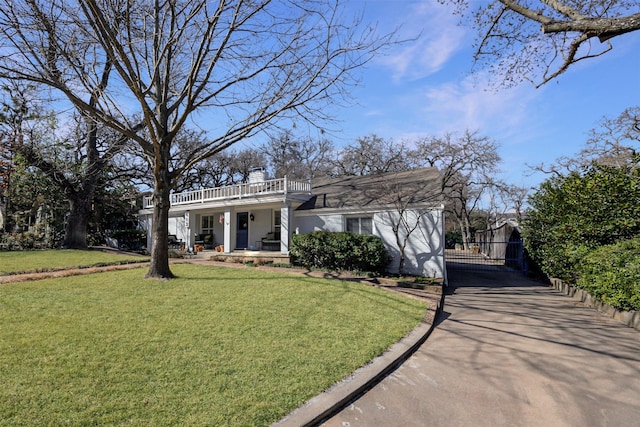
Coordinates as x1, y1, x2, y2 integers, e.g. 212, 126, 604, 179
549, 278, 640, 331
0, 261, 149, 285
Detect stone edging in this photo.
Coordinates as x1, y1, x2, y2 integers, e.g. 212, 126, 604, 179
549, 278, 640, 331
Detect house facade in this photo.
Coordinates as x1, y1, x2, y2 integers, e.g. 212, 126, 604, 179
138, 168, 446, 279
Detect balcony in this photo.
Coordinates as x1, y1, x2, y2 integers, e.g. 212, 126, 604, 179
142, 177, 312, 209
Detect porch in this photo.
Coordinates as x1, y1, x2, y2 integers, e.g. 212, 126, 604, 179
142, 177, 311, 209
139, 175, 313, 257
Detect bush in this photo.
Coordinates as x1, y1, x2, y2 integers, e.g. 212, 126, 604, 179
0, 232, 49, 250
542, 243, 591, 284
524, 164, 640, 282
576, 238, 640, 312
291, 231, 389, 274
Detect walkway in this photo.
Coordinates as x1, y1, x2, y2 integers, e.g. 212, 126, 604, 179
322, 268, 640, 426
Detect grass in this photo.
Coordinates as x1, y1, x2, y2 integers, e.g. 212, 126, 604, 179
0, 264, 427, 426
0, 249, 148, 275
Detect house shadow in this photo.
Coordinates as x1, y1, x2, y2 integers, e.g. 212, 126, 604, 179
378, 209, 446, 279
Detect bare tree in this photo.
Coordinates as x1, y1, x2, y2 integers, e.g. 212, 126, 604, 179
532, 106, 640, 175
411, 130, 501, 248
447, 0, 640, 87
0, 20, 138, 249
331, 134, 411, 177
473, 182, 530, 241
0, 0, 392, 278
176, 146, 267, 191
584, 106, 640, 166
18, 109, 140, 248
260, 130, 335, 179
1, 83, 142, 244
496, 183, 530, 224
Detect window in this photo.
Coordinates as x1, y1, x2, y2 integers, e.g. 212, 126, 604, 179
274, 210, 281, 234
201, 215, 215, 234
346, 217, 372, 235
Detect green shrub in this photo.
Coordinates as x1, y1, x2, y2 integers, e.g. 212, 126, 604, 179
542, 243, 591, 284
291, 231, 389, 274
0, 232, 49, 250
524, 164, 640, 282
576, 238, 640, 312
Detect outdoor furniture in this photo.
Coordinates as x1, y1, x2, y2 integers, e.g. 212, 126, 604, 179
261, 232, 280, 251
194, 233, 215, 249
168, 234, 183, 249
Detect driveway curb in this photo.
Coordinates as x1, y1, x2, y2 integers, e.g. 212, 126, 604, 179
272, 286, 445, 427
549, 277, 640, 331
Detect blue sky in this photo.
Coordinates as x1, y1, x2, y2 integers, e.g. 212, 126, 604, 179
326, 0, 640, 189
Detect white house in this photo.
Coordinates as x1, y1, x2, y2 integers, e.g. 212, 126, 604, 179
138, 167, 446, 279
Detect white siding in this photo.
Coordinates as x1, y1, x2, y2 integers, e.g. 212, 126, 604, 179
296, 213, 343, 233
168, 215, 187, 243
372, 208, 444, 278
248, 208, 273, 250
294, 207, 445, 279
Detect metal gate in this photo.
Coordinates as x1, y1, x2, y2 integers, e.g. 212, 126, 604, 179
445, 239, 527, 274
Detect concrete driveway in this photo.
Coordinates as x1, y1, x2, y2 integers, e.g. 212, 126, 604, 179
322, 268, 640, 426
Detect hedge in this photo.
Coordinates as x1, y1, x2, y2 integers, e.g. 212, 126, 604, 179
524, 165, 640, 283
576, 238, 640, 312
290, 231, 389, 274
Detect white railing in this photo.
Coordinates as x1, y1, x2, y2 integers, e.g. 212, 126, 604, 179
142, 177, 311, 209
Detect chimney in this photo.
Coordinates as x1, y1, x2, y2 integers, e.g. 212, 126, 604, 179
248, 167, 266, 183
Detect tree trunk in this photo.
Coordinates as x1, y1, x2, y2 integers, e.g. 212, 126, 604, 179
146, 177, 174, 279
398, 249, 406, 275
457, 218, 470, 251
463, 215, 473, 250
392, 214, 408, 276
396, 233, 407, 276
62, 195, 91, 249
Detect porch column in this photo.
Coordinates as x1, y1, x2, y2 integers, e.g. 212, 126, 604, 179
184, 211, 192, 250
280, 202, 291, 254
223, 208, 232, 253
145, 214, 153, 251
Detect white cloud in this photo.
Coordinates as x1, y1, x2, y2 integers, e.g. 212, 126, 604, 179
364, 109, 384, 117
377, 1, 466, 82
419, 72, 543, 139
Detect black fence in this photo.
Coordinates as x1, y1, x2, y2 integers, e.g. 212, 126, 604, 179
445, 239, 527, 274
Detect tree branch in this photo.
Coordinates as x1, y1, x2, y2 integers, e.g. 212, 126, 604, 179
542, 12, 640, 42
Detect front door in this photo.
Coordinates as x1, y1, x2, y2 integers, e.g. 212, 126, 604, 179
236, 212, 249, 249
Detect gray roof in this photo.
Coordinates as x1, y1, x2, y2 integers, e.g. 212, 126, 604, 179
298, 167, 442, 211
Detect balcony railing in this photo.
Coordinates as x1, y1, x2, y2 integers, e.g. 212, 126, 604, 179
142, 177, 311, 209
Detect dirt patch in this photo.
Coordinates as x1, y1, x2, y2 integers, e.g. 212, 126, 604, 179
0, 262, 150, 285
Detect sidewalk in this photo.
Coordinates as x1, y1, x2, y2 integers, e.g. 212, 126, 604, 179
321, 268, 640, 426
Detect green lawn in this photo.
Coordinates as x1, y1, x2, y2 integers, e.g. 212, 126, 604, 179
0, 249, 148, 275
0, 264, 427, 426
